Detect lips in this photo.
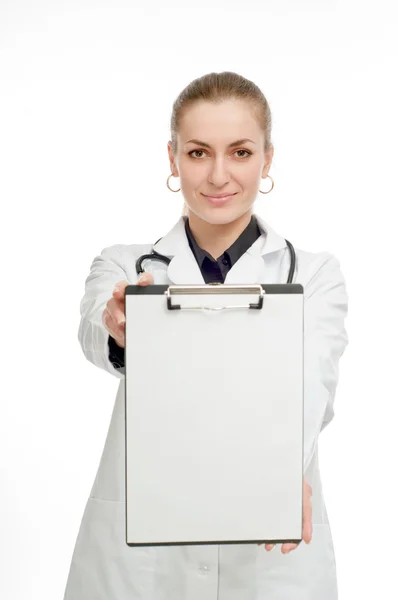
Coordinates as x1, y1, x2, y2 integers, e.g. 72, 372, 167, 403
202, 192, 237, 205
203, 193, 237, 198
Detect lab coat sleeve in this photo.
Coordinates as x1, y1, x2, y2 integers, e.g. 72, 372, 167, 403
77, 244, 129, 379
303, 252, 349, 475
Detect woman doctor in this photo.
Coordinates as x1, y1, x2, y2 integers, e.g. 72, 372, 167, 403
63, 71, 349, 600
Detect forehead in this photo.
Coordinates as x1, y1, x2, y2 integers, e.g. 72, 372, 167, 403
179, 99, 261, 142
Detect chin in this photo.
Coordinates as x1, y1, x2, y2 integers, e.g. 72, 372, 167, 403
197, 205, 250, 225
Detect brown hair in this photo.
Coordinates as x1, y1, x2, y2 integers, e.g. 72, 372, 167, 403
169, 71, 274, 216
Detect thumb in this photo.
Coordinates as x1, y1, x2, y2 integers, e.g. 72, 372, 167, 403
137, 272, 154, 286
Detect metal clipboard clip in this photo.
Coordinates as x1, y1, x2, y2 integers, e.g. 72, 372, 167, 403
165, 283, 265, 311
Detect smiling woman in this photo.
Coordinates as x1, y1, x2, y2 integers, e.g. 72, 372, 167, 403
166, 72, 275, 231
64, 70, 348, 600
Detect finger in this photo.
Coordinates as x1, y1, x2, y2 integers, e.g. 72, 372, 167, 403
256, 543, 274, 550
304, 479, 313, 502
303, 479, 313, 544
281, 543, 298, 554
303, 521, 312, 544
106, 297, 126, 327
303, 502, 313, 544
102, 306, 125, 343
102, 306, 121, 339
137, 272, 154, 286
112, 280, 129, 299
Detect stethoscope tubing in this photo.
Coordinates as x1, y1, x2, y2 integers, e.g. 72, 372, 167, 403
136, 238, 296, 284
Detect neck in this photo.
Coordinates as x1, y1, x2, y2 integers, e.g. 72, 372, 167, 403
186, 210, 253, 259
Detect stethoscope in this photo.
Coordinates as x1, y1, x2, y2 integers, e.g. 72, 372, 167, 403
136, 238, 296, 284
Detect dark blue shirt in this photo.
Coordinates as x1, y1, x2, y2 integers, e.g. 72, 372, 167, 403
108, 214, 262, 369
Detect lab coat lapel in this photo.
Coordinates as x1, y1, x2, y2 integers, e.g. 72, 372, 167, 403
153, 218, 205, 284
152, 213, 287, 284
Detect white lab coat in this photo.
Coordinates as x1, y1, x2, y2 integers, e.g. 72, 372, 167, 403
63, 213, 349, 600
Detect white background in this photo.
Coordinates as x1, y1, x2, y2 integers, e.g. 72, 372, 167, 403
1, 0, 397, 598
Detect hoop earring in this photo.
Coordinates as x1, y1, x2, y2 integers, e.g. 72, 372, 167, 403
259, 174, 274, 194
167, 173, 181, 192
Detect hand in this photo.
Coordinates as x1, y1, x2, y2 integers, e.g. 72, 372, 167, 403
102, 272, 154, 348
258, 477, 312, 554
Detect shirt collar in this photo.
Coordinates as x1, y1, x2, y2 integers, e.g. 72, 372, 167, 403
184, 214, 262, 268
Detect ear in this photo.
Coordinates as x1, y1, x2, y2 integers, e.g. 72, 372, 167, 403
261, 145, 274, 178
167, 141, 179, 177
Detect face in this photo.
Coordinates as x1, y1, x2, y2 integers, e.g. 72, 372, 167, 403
167, 99, 273, 225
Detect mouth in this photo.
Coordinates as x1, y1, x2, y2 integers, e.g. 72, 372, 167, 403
202, 192, 237, 205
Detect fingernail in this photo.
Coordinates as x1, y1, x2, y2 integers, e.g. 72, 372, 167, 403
114, 285, 120, 293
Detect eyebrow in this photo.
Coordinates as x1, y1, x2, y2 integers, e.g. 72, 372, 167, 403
185, 138, 256, 148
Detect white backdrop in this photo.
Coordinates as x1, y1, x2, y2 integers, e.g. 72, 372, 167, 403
1, 0, 397, 598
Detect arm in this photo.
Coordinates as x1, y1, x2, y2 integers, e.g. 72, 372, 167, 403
78, 244, 128, 379
303, 252, 349, 475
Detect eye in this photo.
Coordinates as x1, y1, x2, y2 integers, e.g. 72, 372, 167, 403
188, 149, 252, 159
188, 149, 207, 159
234, 149, 252, 158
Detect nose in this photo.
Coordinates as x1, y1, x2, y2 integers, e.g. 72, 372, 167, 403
207, 155, 231, 187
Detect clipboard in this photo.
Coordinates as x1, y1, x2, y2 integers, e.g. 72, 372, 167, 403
125, 283, 304, 547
